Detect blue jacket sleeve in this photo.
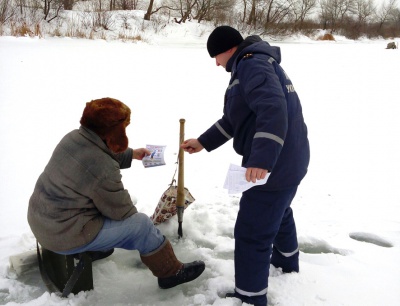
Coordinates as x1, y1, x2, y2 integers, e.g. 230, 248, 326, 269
198, 115, 233, 152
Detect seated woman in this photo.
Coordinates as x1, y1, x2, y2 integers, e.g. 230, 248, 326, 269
27, 97, 205, 290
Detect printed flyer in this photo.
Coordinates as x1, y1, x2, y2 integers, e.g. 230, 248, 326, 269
142, 145, 166, 168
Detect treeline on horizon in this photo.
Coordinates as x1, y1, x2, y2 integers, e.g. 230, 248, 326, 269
1, 0, 399, 40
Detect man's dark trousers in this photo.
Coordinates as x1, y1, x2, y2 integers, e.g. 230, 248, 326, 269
234, 186, 299, 304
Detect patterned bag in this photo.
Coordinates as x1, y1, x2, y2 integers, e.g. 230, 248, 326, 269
150, 180, 195, 225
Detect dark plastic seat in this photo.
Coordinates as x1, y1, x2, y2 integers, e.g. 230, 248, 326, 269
38, 245, 93, 297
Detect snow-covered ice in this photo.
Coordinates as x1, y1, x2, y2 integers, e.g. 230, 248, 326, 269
1, 25, 399, 305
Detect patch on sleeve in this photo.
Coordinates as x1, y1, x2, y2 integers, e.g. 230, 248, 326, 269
242, 53, 253, 60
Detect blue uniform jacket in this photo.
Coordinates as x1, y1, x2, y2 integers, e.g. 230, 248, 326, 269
198, 36, 310, 191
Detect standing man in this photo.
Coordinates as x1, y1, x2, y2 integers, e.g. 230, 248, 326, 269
181, 26, 310, 306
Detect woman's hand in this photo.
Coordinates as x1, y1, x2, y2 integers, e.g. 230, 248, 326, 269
132, 148, 151, 160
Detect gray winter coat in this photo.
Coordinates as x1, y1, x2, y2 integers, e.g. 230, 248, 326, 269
28, 126, 137, 252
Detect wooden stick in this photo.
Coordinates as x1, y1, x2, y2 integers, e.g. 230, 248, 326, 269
176, 118, 185, 237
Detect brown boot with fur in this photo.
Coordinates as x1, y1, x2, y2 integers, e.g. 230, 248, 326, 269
141, 239, 183, 278
140, 239, 205, 289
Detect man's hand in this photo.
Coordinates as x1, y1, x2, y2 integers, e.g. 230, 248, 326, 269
181, 139, 204, 154
132, 148, 151, 160
246, 167, 269, 183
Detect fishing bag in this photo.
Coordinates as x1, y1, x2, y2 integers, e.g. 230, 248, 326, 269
150, 179, 195, 225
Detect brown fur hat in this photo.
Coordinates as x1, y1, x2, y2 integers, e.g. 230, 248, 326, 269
80, 98, 131, 153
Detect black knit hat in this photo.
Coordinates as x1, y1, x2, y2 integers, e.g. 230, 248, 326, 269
207, 26, 244, 57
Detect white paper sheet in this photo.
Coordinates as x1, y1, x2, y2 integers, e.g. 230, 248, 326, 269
223, 163, 270, 194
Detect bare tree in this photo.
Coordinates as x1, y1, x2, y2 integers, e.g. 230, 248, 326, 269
245, 0, 293, 29
192, 0, 233, 22
339, 0, 356, 21
42, 0, 63, 21
261, 0, 293, 29
119, 0, 140, 10
354, 0, 374, 23
144, 0, 171, 20
393, 7, 400, 33
144, 0, 155, 20
375, 0, 398, 29
351, 0, 375, 35
16, 0, 26, 14
319, 0, 356, 32
173, 0, 198, 23
241, 0, 247, 22
247, 0, 256, 26
0, 0, 16, 24
290, 0, 317, 29
193, 0, 211, 22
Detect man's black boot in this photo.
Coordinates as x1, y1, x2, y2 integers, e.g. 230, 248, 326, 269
140, 239, 205, 289
225, 291, 267, 306
270, 246, 299, 273
158, 261, 205, 289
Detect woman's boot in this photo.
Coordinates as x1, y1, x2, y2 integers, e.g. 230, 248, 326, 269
140, 239, 205, 289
